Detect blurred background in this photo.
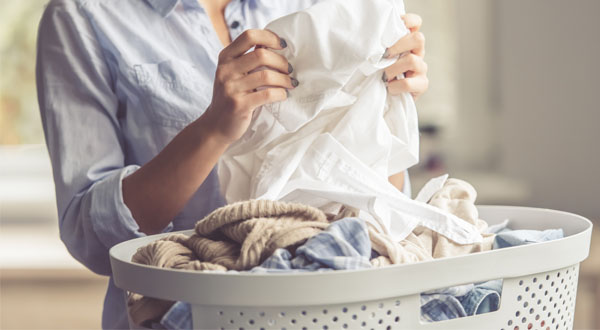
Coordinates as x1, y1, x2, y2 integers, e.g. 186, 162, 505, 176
1, 0, 598, 329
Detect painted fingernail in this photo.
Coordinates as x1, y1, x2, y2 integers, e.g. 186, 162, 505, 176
288, 63, 293, 74
383, 48, 390, 58
291, 77, 299, 87
280, 38, 287, 49
382, 72, 387, 82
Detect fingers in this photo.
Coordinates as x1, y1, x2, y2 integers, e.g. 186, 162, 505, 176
386, 75, 429, 97
219, 29, 285, 61
208, 29, 291, 144
382, 53, 427, 82
234, 48, 291, 77
384, 13, 428, 98
245, 88, 288, 110
384, 31, 425, 58
402, 13, 422, 32
233, 69, 297, 93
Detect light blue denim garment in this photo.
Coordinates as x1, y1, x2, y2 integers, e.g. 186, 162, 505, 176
160, 302, 193, 330
421, 294, 467, 321
160, 217, 372, 329
459, 279, 503, 315
420, 227, 564, 322
493, 229, 564, 249
36, 0, 319, 328
420, 280, 502, 322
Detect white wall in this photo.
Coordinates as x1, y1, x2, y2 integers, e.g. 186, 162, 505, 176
403, 1, 599, 218
494, 0, 600, 219
403, 0, 458, 128
446, 0, 498, 170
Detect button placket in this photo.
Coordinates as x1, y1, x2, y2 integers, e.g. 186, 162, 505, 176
228, 18, 245, 40
225, 0, 246, 40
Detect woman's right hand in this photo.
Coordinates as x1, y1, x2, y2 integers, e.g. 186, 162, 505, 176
123, 30, 297, 234
201, 29, 298, 145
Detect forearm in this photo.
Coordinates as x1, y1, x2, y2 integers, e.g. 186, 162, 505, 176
122, 115, 229, 235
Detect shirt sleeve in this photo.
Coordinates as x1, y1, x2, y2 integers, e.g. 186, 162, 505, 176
36, 0, 171, 276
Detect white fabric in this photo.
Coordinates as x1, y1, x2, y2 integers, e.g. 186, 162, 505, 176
218, 0, 482, 244
415, 174, 449, 203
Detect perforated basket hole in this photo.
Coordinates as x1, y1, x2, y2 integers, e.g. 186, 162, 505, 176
504, 265, 579, 330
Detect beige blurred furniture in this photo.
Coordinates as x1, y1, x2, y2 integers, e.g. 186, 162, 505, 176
0, 268, 107, 329
0, 145, 108, 329
0, 223, 108, 329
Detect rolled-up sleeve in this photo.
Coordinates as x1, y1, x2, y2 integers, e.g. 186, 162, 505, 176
36, 0, 168, 275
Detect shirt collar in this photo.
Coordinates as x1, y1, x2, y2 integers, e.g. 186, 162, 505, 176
146, 0, 262, 17
145, 0, 180, 17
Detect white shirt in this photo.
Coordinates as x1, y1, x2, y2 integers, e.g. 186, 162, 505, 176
219, 0, 483, 245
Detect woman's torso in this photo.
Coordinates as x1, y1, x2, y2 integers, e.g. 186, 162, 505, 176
71, 1, 318, 328
79, 0, 317, 231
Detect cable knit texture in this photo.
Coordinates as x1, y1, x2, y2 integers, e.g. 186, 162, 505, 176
127, 200, 329, 326
132, 200, 329, 272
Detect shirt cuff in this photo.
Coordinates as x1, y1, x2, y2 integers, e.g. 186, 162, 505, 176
89, 165, 174, 249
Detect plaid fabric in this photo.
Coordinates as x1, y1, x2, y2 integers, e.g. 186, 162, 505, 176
253, 217, 372, 272
159, 217, 371, 329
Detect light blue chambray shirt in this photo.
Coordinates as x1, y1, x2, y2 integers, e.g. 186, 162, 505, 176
36, 0, 411, 328
36, 0, 318, 328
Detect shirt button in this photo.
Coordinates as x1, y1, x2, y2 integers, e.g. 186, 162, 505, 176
230, 21, 240, 29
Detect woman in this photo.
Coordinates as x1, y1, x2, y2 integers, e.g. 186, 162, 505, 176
36, 0, 428, 328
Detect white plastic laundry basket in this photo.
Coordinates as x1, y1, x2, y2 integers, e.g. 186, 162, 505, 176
110, 206, 593, 330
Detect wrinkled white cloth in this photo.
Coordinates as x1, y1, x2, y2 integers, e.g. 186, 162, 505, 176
218, 0, 482, 244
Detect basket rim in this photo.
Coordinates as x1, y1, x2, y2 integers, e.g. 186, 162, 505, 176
110, 205, 593, 306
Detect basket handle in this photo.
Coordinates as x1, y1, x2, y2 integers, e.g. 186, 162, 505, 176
403, 280, 506, 329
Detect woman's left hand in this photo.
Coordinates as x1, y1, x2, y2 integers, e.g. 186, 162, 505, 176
383, 13, 428, 100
